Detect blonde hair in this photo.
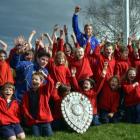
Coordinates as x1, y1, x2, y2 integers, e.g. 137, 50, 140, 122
54, 51, 68, 66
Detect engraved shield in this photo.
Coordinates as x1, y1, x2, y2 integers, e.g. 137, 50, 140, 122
61, 92, 93, 134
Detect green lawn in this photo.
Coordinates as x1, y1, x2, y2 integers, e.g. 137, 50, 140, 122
25, 123, 140, 140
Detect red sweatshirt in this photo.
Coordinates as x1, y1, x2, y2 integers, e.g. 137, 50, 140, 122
0, 96, 21, 125
114, 59, 131, 81
93, 46, 116, 81
22, 76, 54, 126
48, 59, 71, 85
99, 82, 120, 113
71, 76, 105, 114
70, 56, 93, 81
0, 61, 14, 86
122, 81, 140, 107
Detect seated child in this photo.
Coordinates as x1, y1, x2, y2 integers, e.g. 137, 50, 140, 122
0, 82, 25, 140
22, 71, 54, 137
99, 76, 120, 123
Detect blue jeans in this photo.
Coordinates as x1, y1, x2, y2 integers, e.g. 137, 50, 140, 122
91, 115, 101, 126
99, 109, 119, 123
125, 104, 140, 123
32, 123, 53, 137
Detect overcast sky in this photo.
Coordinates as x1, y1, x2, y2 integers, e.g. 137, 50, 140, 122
0, 0, 89, 47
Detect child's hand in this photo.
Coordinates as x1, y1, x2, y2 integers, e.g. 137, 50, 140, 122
60, 29, 64, 38
53, 24, 60, 32
133, 82, 139, 87
64, 25, 68, 35
56, 82, 61, 89
71, 67, 76, 77
75, 6, 81, 13
108, 113, 114, 118
101, 62, 108, 77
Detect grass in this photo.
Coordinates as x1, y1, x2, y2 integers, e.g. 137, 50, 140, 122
24, 123, 140, 140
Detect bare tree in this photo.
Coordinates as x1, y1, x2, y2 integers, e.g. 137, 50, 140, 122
84, 0, 140, 42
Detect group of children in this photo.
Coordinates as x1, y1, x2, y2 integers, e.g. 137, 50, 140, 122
0, 5, 140, 140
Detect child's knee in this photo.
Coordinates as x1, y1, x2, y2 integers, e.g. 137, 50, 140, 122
17, 132, 26, 140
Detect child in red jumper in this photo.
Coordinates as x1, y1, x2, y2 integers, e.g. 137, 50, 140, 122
99, 76, 120, 123
71, 62, 108, 125
0, 50, 14, 88
22, 71, 54, 137
122, 67, 140, 123
0, 82, 25, 140
51, 82, 71, 130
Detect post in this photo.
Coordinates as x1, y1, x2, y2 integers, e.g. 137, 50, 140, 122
123, 0, 129, 46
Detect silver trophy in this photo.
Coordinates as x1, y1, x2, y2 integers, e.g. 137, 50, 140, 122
61, 92, 93, 134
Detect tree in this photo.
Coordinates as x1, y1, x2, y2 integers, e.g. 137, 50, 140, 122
84, 0, 140, 42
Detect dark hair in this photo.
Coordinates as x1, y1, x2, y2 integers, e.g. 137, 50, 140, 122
36, 50, 50, 58
0, 49, 7, 56
84, 24, 93, 30
1, 82, 15, 91
79, 78, 95, 88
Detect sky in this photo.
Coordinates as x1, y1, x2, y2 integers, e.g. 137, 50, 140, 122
0, 0, 88, 48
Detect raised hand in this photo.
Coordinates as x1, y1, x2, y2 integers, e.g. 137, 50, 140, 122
71, 67, 77, 77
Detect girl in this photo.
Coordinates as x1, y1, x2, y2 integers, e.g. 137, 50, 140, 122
48, 51, 71, 85
122, 67, 140, 123
99, 76, 120, 123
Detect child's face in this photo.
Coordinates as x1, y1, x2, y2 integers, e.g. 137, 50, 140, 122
121, 51, 128, 60
57, 56, 65, 65
24, 52, 34, 62
109, 78, 119, 90
128, 70, 136, 81
2, 87, 14, 99
32, 75, 42, 89
133, 49, 140, 59
76, 48, 84, 60
0, 53, 6, 61
37, 56, 49, 68
64, 45, 72, 55
83, 80, 92, 91
104, 46, 114, 57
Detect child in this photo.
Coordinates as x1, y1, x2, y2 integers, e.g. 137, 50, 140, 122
48, 51, 71, 85
22, 71, 54, 137
51, 82, 71, 130
99, 76, 120, 123
93, 42, 116, 81
0, 50, 14, 88
69, 47, 93, 81
0, 82, 25, 140
114, 47, 131, 82
10, 49, 50, 101
71, 62, 108, 125
122, 67, 140, 123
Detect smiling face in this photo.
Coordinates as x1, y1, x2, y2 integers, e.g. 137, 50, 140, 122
83, 80, 92, 91
127, 69, 137, 82
104, 46, 114, 57
109, 77, 119, 90
75, 47, 84, 60
37, 56, 49, 68
32, 74, 43, 90
0, 52, 7, 61
84, 24, 93, 37
2, 85, 14, 100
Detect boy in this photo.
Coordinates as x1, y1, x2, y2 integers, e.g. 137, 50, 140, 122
0, 82, 25, 140
22, 71, 54, 137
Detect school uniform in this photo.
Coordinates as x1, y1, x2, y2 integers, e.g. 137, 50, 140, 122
0, 95, 24, 138
99, 82, 120, 123
22, 75, 54, 136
